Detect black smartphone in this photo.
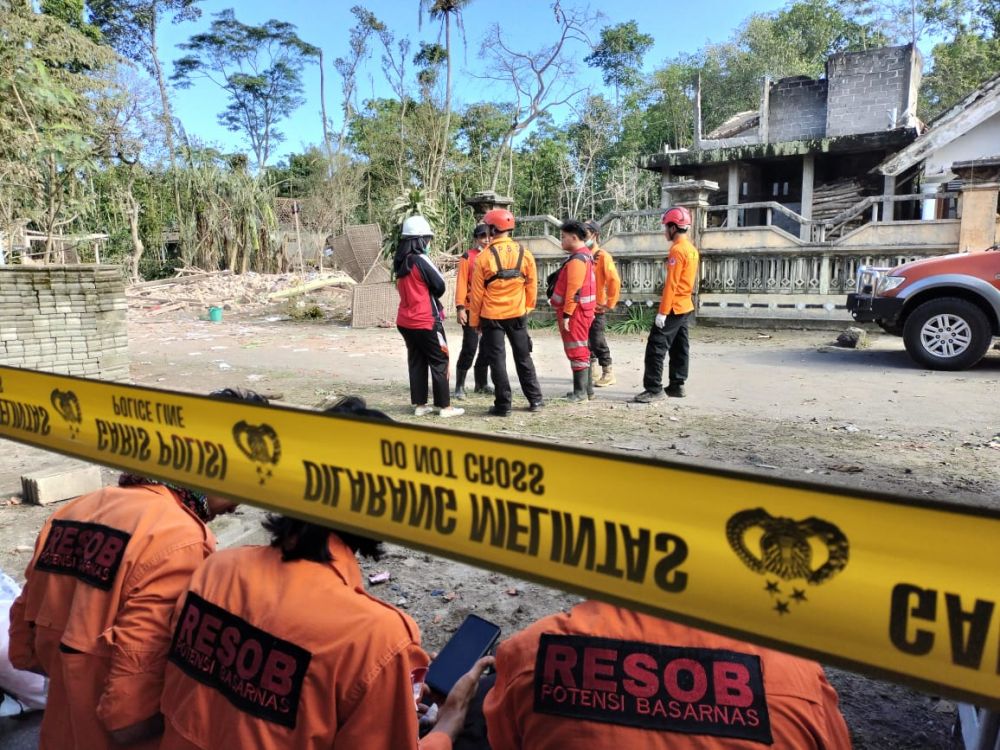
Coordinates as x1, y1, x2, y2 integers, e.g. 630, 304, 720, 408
425, 614, 501, 696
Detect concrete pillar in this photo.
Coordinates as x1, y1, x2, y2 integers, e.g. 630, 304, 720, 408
800, 154, 815, 241
660, 168, 673, 209
921, 182, 940, 221
958, 183, 1000, 253
727, 164, 739, 228
882, 175, 896, 223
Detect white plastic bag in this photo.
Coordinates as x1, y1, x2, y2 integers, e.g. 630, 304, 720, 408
0, 569, 47, 711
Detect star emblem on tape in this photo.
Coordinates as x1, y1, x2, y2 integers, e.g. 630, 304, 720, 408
726, 508, 849, 616
232, 421, 282, 485
50, 389, 83, 440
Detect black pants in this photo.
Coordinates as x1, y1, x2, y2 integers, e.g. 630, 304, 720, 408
588, 312, 612, 367
480, 316, 543, 411
398, 325, 450, 408
456, 324, 489, 387
642, 312, 691, 392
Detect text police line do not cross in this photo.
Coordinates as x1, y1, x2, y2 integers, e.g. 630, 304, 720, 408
0, 365, 997, 709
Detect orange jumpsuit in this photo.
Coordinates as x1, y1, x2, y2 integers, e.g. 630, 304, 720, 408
483, 601, 851, 749
659, 234, 699, 315
593, 245, 621, 310
7, 483, 215, 750
469, 237, 538, 327
159, 536, 451, 750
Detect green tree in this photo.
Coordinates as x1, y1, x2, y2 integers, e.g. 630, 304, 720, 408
584, 21, 654, 107
419, 0, 474, 194
0, 3, 115, 258
40, 0, 101, 42
173, 9, 319, 169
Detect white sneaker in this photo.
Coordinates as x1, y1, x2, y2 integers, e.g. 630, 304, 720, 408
413, 405, 436, 417
439, 406, 465, 418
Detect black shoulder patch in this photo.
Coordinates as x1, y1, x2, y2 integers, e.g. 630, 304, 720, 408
168, 591, 312, 729
34, 519, 132, 591
533, 634, 773, 745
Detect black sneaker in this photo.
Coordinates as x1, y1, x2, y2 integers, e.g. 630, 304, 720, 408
528, 401, 545, 412
488, 406, 511, 417
633, 390, 665, 403
665, 384, 686, 398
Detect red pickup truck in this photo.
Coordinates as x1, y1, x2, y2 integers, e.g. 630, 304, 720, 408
847, 249, 1000, 370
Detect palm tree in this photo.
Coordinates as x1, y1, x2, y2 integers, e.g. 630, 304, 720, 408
419, 0, 473, 194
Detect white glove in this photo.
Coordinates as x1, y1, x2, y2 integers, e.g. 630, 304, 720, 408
655, 313, 666, 329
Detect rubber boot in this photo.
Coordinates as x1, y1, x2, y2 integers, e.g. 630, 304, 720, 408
454, 368, 468, 400
587, 365, 595, 400
565, 370, 588, 402
473, 368, 494, 394
595, 366, 616, 387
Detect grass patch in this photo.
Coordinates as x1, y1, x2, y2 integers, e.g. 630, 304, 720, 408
608, 305, 655, 334
528, 315, 557, 330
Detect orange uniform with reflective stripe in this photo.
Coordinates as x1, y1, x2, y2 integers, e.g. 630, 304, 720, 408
159, 535, 451, 750
659, 235, 699, 315
455, 247, 483, 310
8, 484, 214, 750
592, 245, 621, 309
483, 601, 851, 750
469, 237, 537, 327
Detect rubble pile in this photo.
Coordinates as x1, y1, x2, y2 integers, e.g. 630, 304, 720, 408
128, 269, 355, 318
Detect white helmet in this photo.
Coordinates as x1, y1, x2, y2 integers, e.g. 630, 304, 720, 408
401, 215, 434, 238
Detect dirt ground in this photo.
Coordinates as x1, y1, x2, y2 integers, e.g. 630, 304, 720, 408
3, 302, 998, 749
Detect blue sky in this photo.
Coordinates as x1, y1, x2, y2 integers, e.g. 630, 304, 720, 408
158, 0, 793, 163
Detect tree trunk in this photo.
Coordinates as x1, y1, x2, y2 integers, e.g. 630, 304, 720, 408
149, 18, 183, 230
432, 15, 453, 195
319, 49, 334, 177
490, 131, 514, 191
126, 176, 145, 282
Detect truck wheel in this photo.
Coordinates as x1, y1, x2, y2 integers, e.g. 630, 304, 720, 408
902, 297, 992, 370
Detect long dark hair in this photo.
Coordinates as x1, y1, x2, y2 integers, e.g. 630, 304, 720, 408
393, 236, 429, 279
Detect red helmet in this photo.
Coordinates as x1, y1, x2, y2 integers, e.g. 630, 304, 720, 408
662, 206, 692, 229
483, 208, 516, 232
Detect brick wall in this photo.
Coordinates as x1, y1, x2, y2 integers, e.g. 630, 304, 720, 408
826, 44, 918, 137
768, 77, 829, 142
0, 266, 129, 380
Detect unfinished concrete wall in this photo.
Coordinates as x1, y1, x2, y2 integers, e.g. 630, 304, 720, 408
826, 45, 920, 137
768, 77, 829, 142
0, 266, 129, 380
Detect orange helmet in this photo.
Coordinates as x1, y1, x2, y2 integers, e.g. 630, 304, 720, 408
662, 206, 692, 229
483, 208, 516, 233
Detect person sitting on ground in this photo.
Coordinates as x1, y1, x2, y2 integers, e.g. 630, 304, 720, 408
482, 600, 851, 749
158, 396, 490, 750
7, 388, 268, 750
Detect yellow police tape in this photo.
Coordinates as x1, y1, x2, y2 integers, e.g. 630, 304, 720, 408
0, 365, 997, 707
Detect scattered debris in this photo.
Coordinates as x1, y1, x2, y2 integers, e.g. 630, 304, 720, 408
840, 424, 861, 433
835, 327, 868, 349
369, 571, 391, 585
442, 592, 457, 602
21, 465, 103, 505
506, 588, 519, 597
828, 464, 865, 473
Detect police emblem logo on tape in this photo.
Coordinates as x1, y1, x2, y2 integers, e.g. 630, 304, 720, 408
50, 389, 83, 439
169, 591, 312, 729
34, 520, 131, 591
232, 421, 281, 485
533, 634, 773, 745
726, 508, 849, 615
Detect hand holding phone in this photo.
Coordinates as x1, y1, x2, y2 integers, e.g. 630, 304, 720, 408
425, 614, 500, 697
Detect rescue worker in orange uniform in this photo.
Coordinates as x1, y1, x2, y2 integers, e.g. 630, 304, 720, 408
482, 600, 852, 749
547, 219, 597, 402
7, 388, 268, 750
635, 206, 700, 402
470, 208, 544, 417
158, 397, 492, 750
454, 223, 492, 399
585, 220, 621, 388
